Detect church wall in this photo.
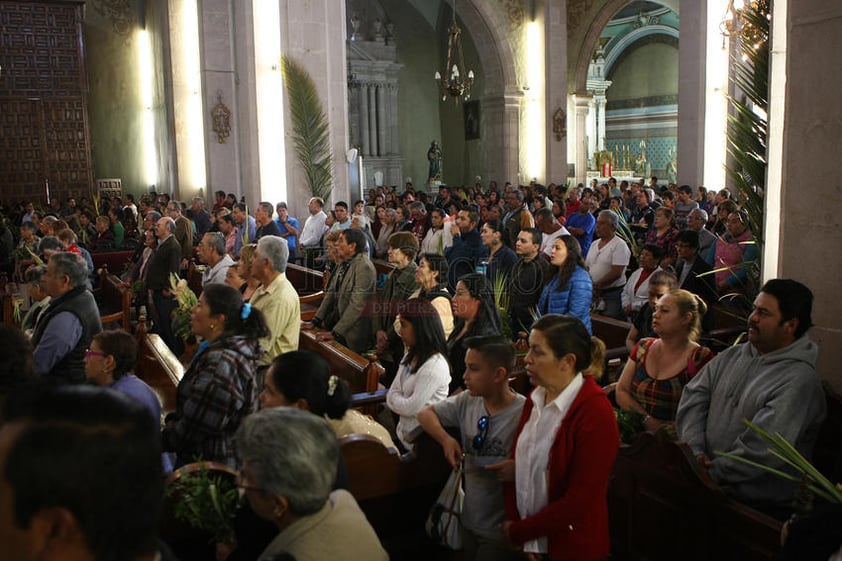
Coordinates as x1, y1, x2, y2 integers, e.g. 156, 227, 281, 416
777, 0, 842, 390
377, 0, 442, 189
606, 42, 678, 101
436, 4, 487, 189
84, 1, 151, 198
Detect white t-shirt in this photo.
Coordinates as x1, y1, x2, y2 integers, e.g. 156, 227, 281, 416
540, 225, 572, 258
584, 235, 630, 289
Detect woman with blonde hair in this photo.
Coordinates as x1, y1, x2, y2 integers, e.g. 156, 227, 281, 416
616, 288, 714, 431
236, 243, 260, 302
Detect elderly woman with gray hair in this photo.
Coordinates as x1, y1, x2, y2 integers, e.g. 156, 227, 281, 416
236, 408, 388, 561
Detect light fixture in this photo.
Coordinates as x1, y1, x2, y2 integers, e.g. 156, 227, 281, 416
719, 0, 769, 56
434, 0, 474, 102
720, 0, 745, 38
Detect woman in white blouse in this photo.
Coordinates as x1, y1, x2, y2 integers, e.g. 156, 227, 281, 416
500, 314, 620, 561
386, 298, 451, 451
420, 208, 451, 255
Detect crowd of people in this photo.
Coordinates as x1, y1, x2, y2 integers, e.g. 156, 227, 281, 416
0, 178, 831, 561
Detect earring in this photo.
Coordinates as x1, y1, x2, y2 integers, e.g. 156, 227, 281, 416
210, 323, 215, 329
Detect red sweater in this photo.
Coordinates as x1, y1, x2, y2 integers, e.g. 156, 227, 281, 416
504, 376, 620, 561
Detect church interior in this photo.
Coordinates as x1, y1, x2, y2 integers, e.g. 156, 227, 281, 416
1, 1, 842, 560
2, 0, 838, 387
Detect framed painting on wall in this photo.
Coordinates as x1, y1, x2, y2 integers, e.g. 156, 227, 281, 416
464, 100, 480, 140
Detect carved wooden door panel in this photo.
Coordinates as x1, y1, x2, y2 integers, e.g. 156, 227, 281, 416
0, 98, 48, 202
0, 1, 92, 204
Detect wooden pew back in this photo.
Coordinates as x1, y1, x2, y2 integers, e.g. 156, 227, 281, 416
340, 431, 451, 557
298, 329, 382, 395
95, 269, 132, 331
135, 331, 183, 413
608, 432, 782, 561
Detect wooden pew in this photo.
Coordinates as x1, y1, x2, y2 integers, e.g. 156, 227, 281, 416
298, 329, 382, 394
135, 328, 183, 413
592, 314, 633, 382
339, 431, 452, 558
608, 431, 782, 561
90, 249, 135, 275
94, 268, 132, 332
286, 263, 325, 320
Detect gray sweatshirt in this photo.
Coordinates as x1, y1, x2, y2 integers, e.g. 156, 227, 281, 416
676, 335, 826, 509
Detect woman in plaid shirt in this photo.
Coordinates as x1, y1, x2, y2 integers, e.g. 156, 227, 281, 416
162, 283, 269, 468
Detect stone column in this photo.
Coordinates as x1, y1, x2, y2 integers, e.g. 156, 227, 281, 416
388, 83, 400, 155
367, 85, 377, 157
774, 0, 842, 386
677, 0, 707, 185
280, 0, 351, 205
586, 97, 596, 159
484, 89, 522, 185
595, 93, 607, 151
574, 95, 591, 185
376, 84, 386, 157
360, 84, 370, 156
545, 0, 568, 183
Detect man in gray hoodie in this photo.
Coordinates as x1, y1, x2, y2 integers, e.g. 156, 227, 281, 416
677, 279, 826, 517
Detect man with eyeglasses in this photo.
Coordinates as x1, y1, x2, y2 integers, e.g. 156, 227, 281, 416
685, 208, 716, 259
418, 336, 525, 561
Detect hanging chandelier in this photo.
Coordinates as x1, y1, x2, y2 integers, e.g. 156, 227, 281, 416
720, 0, 745, 37
719, 0, 770, 58
434, 0, 474, 102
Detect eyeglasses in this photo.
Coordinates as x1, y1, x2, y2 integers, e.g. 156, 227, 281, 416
472, 415, 489, 450
85, 349, 106, 358
235, 472, 265, 494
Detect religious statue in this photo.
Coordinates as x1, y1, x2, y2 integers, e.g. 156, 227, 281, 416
427, 141, 442, 183
635, 137, 650, 177
666, 146, 678, 184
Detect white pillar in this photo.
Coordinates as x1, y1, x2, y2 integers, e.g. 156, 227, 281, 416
595, 94, 607, 151
575, 95, 590, 185
586, 97, 596, 159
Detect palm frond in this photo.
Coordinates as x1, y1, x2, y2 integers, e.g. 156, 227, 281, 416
281, 55, 334, 202
724, 0, 769, 252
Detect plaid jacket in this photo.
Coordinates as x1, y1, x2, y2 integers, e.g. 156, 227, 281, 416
163, 335, 261, 468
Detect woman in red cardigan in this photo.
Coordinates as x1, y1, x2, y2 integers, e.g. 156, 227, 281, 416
501, 314, 620, 560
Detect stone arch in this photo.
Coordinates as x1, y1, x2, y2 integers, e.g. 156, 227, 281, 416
456, 0, 518, 98
446, 0, 521, 183
603, 25, 679, 76
568, 0, 678, 95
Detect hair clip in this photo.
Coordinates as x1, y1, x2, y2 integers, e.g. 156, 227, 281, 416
327, 375, 338, 397
241, 302, 252, 320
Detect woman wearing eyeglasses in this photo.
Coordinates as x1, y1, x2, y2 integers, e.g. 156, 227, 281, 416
84, 329, 160, 423
386, 298, 451, 451
501, 314, 620, 561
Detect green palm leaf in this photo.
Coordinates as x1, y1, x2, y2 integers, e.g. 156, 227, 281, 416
724, 0, 769, 249
281, 55, 334, 202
